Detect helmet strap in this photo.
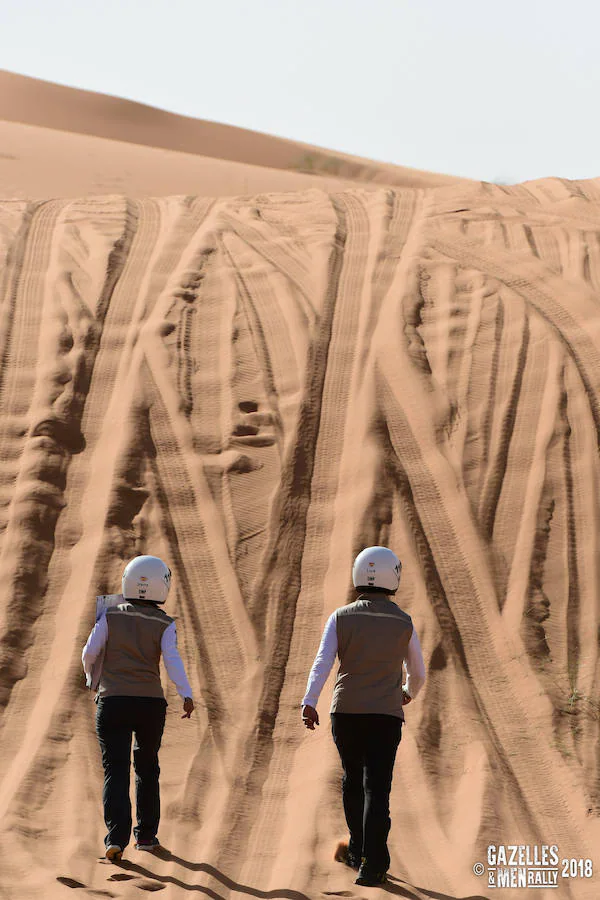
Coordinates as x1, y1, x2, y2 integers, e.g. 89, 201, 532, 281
355, 585, 396, 595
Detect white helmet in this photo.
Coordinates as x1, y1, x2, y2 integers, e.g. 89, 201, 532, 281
122, 555, 172, 605
352, 546, 401, 593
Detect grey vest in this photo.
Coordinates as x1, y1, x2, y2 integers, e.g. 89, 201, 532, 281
331, 594, 413, 719
97, 601, 174, 699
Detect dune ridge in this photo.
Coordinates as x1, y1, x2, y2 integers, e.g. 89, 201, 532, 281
0, 69, 471, 198
0, 118, 395, 201
0, 178, 599, 899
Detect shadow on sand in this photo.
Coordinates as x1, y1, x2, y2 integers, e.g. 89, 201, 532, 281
115, 850, 490, 900
118, 849, 311, 899
385, 873, 490, 900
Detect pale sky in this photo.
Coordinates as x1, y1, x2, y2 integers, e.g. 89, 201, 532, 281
1, 0, 598, 184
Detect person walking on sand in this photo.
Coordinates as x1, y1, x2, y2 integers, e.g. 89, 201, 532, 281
82, 555, 195, 862
301, 546, 425, 887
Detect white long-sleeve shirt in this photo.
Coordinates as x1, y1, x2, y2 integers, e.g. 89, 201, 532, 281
302, 611, 426, 708
82, 613, 193, 699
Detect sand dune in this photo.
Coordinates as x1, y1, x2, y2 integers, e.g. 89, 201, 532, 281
1, 177, 600, 900
0, 118, 377, 200
0, 70, 471, 199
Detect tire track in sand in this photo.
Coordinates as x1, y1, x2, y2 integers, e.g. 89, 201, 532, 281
0, 202, 37, 536
208, 192, 349, 875
429, 235, 600, 437
241, 190, 403, 887
0, 200, 69, 714
0, 198, 138, 826
375, 353, 593, 863
0, 187, 599, 897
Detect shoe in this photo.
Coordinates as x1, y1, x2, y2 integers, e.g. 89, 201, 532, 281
334, 841, 361, 871
355, 864, 387, 887
105, 845, 123, 862
135, 838, 161, 852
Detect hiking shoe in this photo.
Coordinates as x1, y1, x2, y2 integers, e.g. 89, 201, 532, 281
334, 841, 361, 870
105, 845, 123, 862
355, 865, 387, 887
135, 838, 161, 852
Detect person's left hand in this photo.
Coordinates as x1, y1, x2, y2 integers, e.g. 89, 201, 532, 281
302, 705, 319, 730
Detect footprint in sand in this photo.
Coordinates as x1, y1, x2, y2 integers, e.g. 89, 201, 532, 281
56, 877, 116, 897
104, 869, 165, 891
56, 872, 165, 895
135, 882, 166, 893
322, 893, 367, 900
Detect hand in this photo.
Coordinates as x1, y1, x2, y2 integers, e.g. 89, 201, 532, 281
181, 697, 194, 718
402, 688, 412, 706
302, 705, 319, 730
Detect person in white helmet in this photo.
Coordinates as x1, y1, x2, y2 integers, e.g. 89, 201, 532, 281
82, 555, 194, 862
301, 546, 425, 887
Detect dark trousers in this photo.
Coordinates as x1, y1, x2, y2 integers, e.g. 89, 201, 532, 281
95, 696, 167, 849
331, 712, 403, 872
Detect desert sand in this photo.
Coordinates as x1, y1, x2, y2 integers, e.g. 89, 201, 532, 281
0, 70, 468, 200
0, 75, 599, 900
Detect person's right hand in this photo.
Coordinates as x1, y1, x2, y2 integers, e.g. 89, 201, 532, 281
181, 697, 195, 718
302, 704, 319, 730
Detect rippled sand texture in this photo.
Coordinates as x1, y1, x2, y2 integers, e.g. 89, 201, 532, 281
0, 181, 600, 900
